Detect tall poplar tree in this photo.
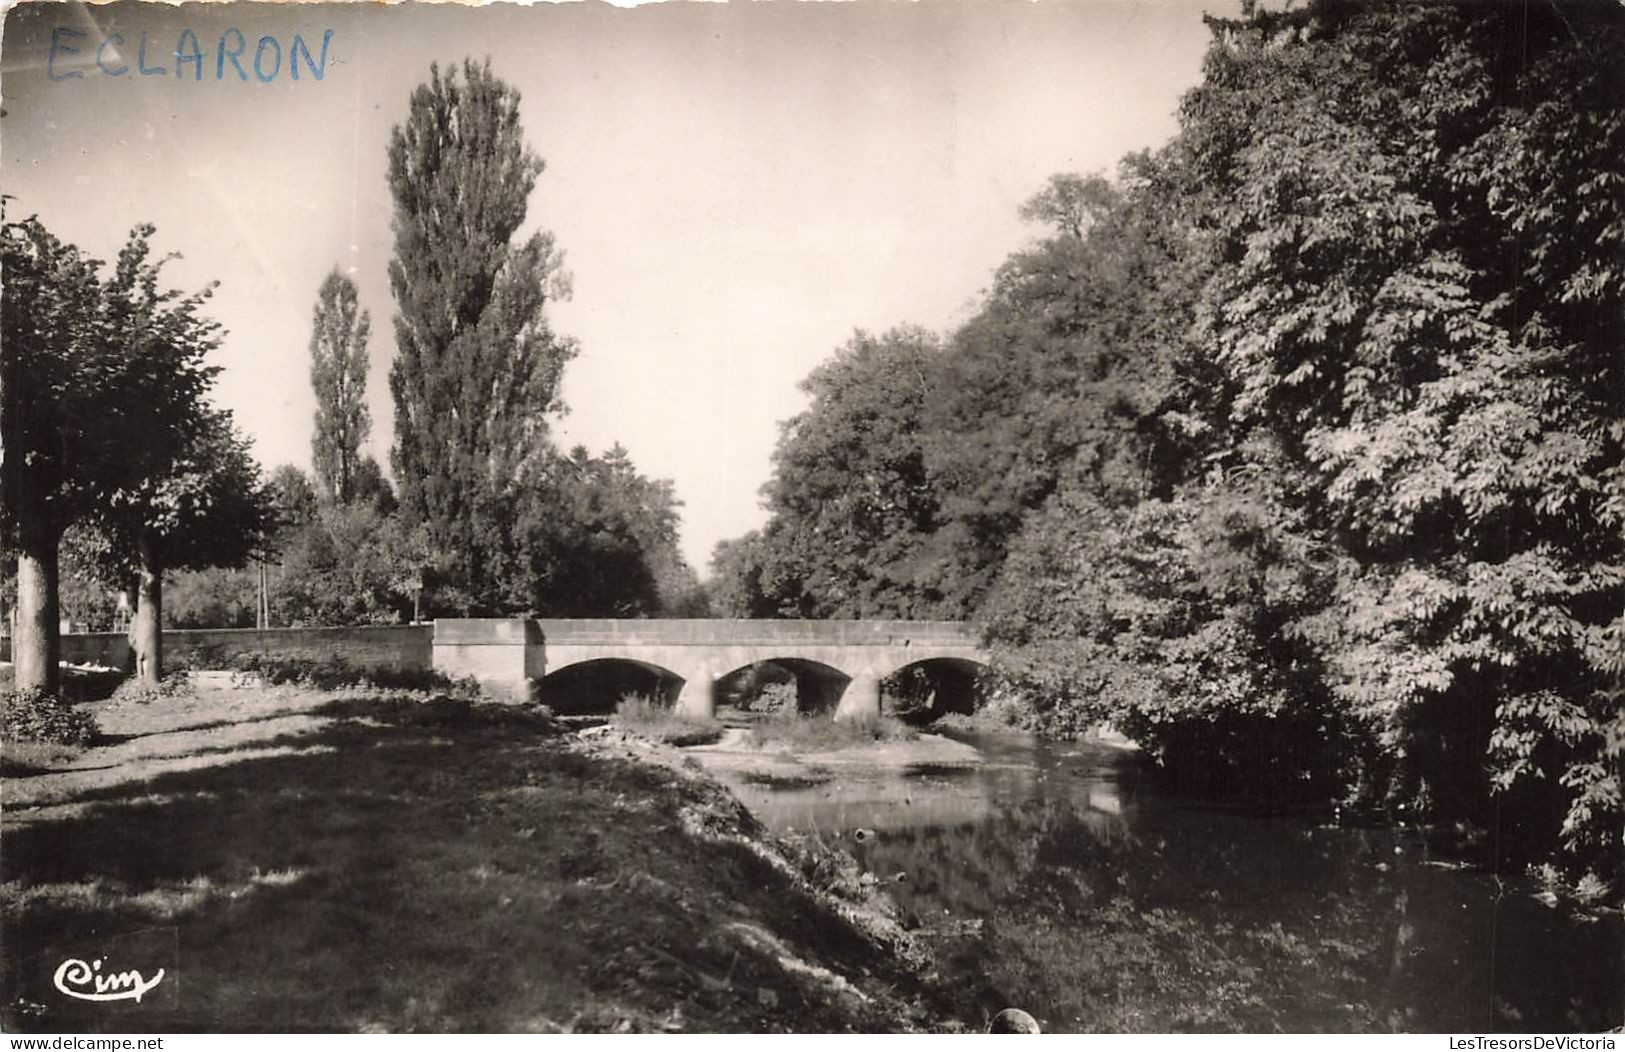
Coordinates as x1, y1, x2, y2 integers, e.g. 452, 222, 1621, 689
308, 269, 371, 504
385, 58, 576, 612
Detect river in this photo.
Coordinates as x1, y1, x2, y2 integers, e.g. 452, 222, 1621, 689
707, 731, 1623, 1033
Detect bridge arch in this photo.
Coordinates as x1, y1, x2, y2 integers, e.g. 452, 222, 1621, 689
715, 658, 853, 717
538, 657, 685, 715
881, 656, 988, 723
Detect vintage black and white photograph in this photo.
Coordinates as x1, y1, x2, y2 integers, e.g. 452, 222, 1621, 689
1, 0, 1621, 1036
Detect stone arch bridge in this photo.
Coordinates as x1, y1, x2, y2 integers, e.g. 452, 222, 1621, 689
432, 618, 987, 720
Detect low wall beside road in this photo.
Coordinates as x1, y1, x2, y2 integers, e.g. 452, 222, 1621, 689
1, 625, 434, 676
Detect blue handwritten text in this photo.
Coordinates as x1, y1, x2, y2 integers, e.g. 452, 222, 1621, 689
48, 26, 334, 83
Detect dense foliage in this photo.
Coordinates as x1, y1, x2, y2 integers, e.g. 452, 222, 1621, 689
716, 0, 1623, 875
1171, 0, 1623, 864
745, 328, 945, 619
161, 440, 705, 627
504, 445, 708, 618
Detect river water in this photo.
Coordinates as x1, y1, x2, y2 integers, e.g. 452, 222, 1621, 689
713, 732, 1623, 1033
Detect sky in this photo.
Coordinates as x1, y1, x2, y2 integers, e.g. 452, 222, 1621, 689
1, 0, 1222, 571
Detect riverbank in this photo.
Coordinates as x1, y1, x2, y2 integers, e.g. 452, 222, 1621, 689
687, 725, 982, 778
1, 683, 961, 1032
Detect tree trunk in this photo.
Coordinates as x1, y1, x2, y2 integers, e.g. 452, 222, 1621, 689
133, 531, 163, 687
255, 560, 268, 629
14, 520, 61, 694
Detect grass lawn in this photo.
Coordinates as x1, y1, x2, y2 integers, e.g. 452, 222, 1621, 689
2, 683, 945, 1032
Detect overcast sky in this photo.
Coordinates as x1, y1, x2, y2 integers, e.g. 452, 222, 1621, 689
2, 0, 1222, 571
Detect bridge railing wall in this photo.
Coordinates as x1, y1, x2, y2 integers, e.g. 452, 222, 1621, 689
533, 618, 976, 646
2, 625, 434, 677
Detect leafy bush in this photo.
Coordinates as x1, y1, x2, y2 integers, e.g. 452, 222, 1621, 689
271, 503, 415, 627
983, 488, 1363, 806
1, 689, 100, 746
929, 692, 1030, 734
777, 832, 874, 903
612, 693, 723, 747
1573, 873, 1613, 907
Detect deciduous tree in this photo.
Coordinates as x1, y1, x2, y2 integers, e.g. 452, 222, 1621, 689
707, 532, 773, 619
1, 218, 221, 691
749, 328, 945, 619
504, 445, 703, 618
79, 408, 273, 683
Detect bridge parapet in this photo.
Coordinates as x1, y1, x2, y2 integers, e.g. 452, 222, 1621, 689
532, 618, 976, 647
432, 618, 545, 702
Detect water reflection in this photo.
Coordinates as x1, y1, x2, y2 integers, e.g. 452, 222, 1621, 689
708, 733, 1623, 1033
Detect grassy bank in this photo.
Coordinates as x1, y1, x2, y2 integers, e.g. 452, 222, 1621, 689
612, 694, 723, 747
1, 681, 951, 1033
747, 710, 916, 752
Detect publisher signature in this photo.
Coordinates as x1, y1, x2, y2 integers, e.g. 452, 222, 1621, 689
52, 957, 165, 1003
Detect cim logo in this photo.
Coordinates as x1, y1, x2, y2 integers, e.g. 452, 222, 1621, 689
52, 957, 165, 1004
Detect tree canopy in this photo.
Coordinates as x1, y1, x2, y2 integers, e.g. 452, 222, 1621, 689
1164, 0, 1625, 860
748, 328, 945, 619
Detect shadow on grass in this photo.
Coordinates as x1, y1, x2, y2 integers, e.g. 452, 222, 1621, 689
2, 694, 935, 1033
91, 708, 317, 747
1, 756, 60, 777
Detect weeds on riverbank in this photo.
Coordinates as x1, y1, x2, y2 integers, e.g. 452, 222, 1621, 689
926, 692, 1029, 734
614, 693, 724, 746
748, 710, 916, 752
